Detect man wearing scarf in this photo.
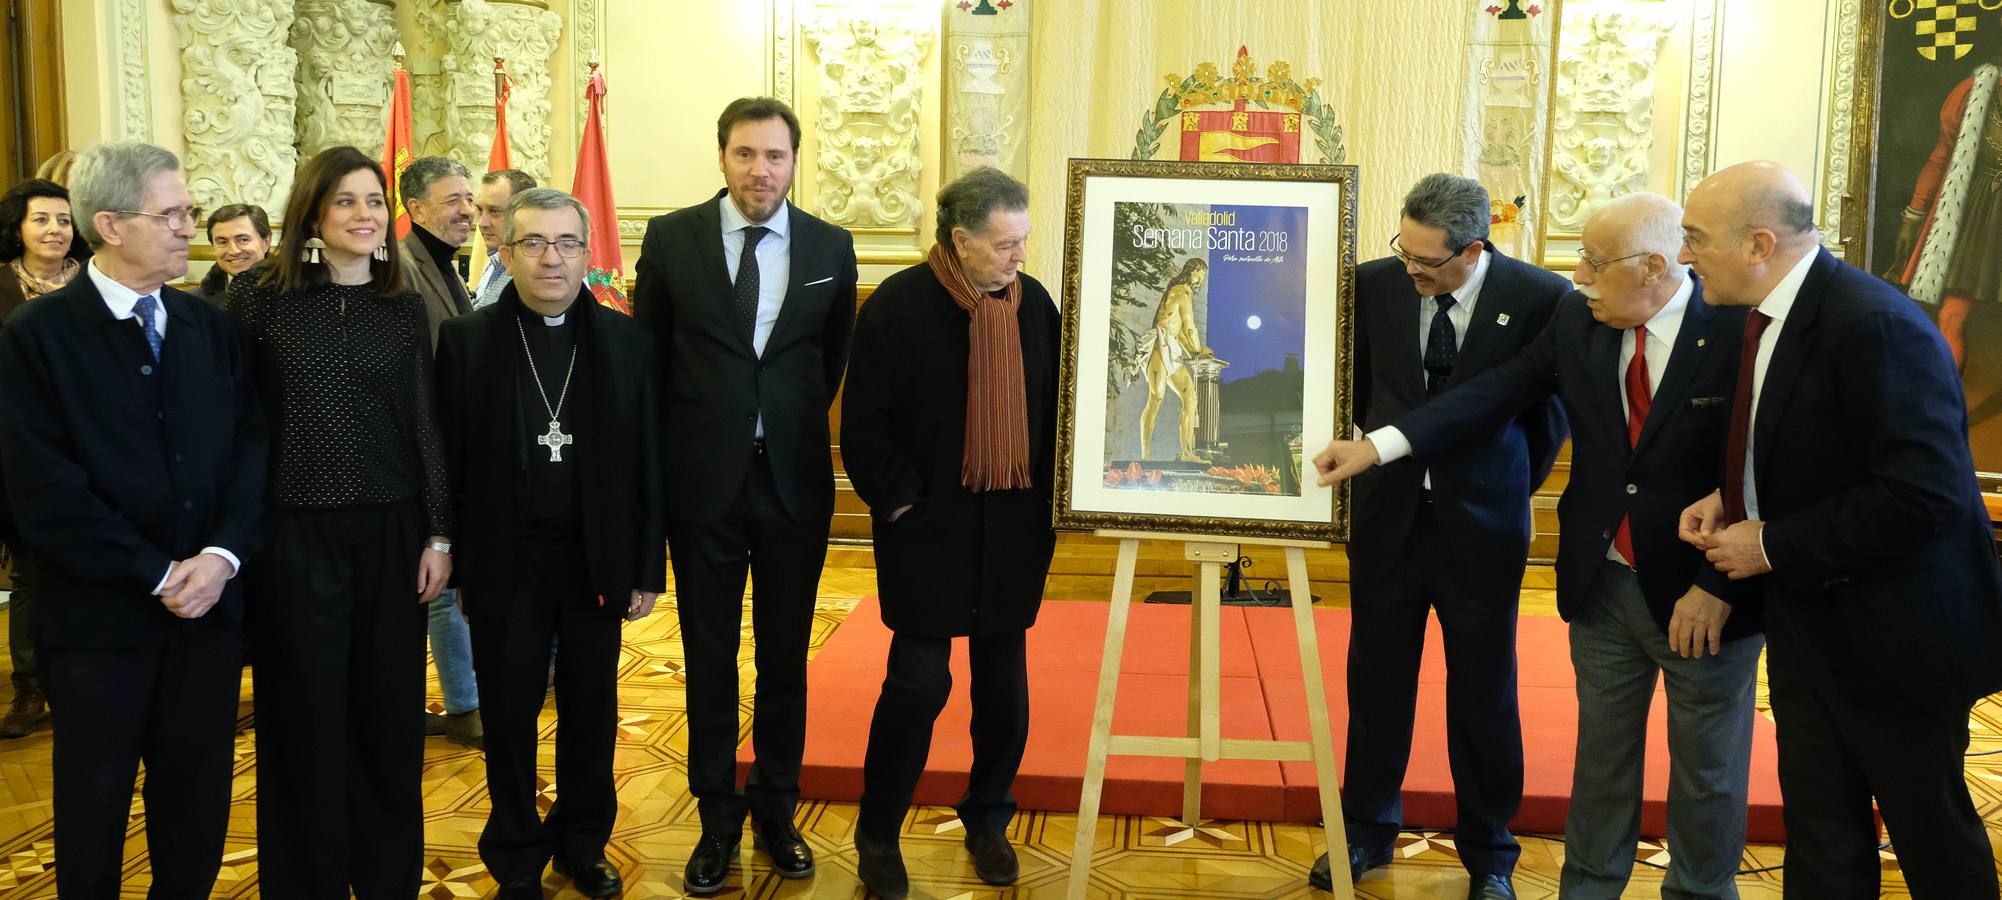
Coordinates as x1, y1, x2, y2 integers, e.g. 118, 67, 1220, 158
434, 187, 665, 900
839, 167, 1060, 900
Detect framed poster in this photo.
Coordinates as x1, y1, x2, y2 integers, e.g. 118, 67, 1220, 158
1053, 158, 1356, 542
1845, 1, 2002, 489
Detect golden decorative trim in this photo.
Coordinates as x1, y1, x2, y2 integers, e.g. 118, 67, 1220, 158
1052, 157, 1357, 543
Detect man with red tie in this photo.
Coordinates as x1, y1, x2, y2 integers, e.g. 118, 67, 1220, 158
1315, 193, 1763, 897
1679, 161, 2002, 899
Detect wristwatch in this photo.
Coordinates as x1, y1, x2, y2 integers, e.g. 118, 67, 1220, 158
425, 539, 453, 555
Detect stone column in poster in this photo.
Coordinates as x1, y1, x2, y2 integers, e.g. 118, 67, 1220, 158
942, 0, 1030, 184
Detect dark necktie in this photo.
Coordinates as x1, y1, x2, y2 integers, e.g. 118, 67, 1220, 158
734, 225, 769, 345
1614, 325, 1651, 566
133, 293, 162, 360
1722, 311, 1774, 524
1423, 293, 1458, 397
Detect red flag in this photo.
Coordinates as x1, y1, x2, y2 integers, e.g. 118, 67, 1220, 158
383, 63, 415, 239
571, 65, 628, 315
488, 59, 513, 171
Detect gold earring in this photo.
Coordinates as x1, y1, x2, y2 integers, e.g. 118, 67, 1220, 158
302, 235, 327, 264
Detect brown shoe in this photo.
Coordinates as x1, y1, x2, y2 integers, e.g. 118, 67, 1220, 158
0, 686, 47, 739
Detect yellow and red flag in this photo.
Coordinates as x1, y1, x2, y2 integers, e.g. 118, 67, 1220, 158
571, 63, 629, 315
383, 57, 415, 239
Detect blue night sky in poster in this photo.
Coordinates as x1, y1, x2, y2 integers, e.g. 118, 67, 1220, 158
1203, 204, 1308, 383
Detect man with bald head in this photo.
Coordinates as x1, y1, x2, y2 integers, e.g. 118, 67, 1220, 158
1677, 161, 2002, 898
1315, 192, 1762, 897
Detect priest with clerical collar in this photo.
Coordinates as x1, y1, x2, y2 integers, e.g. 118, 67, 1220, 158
433, 186, 665, 900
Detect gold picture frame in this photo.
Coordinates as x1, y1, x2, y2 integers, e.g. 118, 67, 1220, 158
1843, 1, 2002, 491
1052, 157, 1357, 542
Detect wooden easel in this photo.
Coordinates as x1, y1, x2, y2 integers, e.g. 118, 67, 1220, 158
1066, 530, 1354, 899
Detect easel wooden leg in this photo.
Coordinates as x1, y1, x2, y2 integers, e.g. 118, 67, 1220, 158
1182, 563, 1204, 825
1286, 546, 1354, 899
1066, 538, 1140, 899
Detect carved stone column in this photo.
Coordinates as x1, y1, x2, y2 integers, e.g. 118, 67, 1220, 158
943, 0, 1030, 184
1548, 6, 1676, 234
439, 0, 562, 181
290, 0, 398, 160
804, 10, 934, 233
171, 0, 299, 215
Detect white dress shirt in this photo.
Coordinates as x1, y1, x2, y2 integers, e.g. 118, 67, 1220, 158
1603, 275, 1694, 564
1366, 249, 1491, 488
87, 260, 242, 591
720, 195, 793, 438
1741, 250, 1818, 523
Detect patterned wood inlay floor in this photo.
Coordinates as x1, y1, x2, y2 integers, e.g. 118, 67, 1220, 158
0, 547, 1996, 897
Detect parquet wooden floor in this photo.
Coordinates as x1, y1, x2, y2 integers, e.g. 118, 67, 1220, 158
0, 539, 1996, 897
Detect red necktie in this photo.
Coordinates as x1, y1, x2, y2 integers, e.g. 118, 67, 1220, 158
1614, 326, 1650, 567
1721, 311, 1774, 524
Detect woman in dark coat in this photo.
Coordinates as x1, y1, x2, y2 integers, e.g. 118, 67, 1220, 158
838, 167, 1058, 899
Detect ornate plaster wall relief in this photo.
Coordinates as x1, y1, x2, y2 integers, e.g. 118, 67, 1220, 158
804, 9, 934, 231
291, 0, 396, 159
1548, 6, 1675, 232
172, 0, 299, 215
442, 0, 562, 180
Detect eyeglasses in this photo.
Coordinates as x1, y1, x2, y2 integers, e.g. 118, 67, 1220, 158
509, 237, 587, 259
1388, 234, 1465, 269
1576, 250, 1648, 273
116, 206, 203, 230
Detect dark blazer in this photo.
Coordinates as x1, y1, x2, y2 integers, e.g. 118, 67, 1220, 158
1749, 248, 2002, 710
0, 276, 268, 647
435, 285, 666, 617
631, 191, 858, 526
400, 232, 470, 350
841, 265, 1059, 638
1346, 249, 1570, 589
1395, 279, 1757, 638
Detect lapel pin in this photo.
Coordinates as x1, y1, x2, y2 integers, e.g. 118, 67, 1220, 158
1496, 313, 1510, 326
1697, 338, 1707, 347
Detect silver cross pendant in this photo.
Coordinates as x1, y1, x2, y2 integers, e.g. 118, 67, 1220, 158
537, 419, 573, 462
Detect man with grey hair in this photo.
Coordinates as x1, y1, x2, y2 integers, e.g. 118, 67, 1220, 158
1308, 173, 1569, 898
1315, 192, 1763, 897
394, 154, 485, 749
436, 186, 663, 899
472, 168, 537, 309
1678, 161, 2002, 898
0, 141, 267, 898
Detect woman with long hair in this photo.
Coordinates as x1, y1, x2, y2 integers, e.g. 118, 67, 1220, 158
224, 145, 452, 898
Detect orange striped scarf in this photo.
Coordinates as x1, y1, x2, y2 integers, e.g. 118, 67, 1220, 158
927, 242, 1031, 492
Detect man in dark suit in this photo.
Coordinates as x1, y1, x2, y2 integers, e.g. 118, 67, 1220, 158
631, 96, 858, 895
0, 141, 267, 899
397, 154, 486, 749
437, 187, 664, 900
1317, 193, 1762, 897
1679, 161, 2002, 899
1309, 173, 1568, 900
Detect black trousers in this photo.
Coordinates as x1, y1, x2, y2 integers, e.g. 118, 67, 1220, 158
251, 502, 426, 899
670, 447, 827, 836
1343, 500, 1523, 877
468, 541, 622, 882
9, 550, 37, 689
43, 623, 240, 900
1768, 659, 1998, 899
857, 630, 1029, 840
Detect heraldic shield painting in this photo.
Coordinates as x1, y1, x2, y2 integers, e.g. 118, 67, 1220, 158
1851, 0, 2002, 486
1055, 158, 1356, 542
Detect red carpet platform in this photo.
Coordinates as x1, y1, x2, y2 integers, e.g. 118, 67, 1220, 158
737, 598, 1785, 841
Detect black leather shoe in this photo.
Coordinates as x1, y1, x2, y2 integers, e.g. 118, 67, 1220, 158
493, 877, 542, 900
1468, 873, 1516, 900
754, 820, 815, 879
854, 832, 908, 899
964, 831, 1017, 886
1307, 844, 1393, 890
682, 834, 739, 896
552, 857, 622, 898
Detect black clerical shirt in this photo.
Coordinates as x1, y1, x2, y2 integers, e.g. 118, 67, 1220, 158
516, 306, 582, 535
